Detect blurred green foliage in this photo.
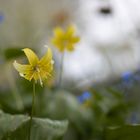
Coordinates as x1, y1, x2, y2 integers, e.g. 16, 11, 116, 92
3, 47, 24, 61
0, 110, 68, 140
0, 47, 140, 140
105, 125, 140, 140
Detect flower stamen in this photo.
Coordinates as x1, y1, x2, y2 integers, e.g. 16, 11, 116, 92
13, 48, 53, 86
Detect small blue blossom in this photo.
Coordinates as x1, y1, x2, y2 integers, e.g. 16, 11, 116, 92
77, 91, 91, 103
77, 96, 84, 103
130, 112, 138, 124
121, 71, 133, 81
0, 13, 4, 23
121, 71, 134, 87
82, 91, 91, 100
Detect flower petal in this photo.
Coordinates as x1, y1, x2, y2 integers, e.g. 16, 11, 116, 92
54, 27, 64, 37
72, 37, 80, 43
24, 73, 34, 81
66, 25, 75, 37
51, 38, 59, 46
39, 48, 53, 66
13, 61, 32, 74
13, 61, 34, 81
22, 48, 39, 66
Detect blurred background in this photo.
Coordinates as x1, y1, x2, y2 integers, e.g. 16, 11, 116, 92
0, 0, 140, 140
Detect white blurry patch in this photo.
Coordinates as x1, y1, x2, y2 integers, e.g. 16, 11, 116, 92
58, 0, 140, 88
63, 39, 109, 87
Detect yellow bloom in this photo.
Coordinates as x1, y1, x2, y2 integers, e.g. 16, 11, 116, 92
51, 25, 80, 52
13, 48, 54, 86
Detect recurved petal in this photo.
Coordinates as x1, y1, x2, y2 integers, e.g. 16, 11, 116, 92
39, 48, 53, 66
66, 25, 75, 37
54, 27, 64, 37
72, 36, 80, 43
13, 61, 32, 74
22, 48, 39, 66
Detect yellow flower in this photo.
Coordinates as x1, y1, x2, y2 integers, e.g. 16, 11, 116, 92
13, 48, 54, 86
51, 25, 80, 52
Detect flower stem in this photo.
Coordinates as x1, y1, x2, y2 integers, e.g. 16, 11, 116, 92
28, 82, 36, 140
59, 52, 65, 88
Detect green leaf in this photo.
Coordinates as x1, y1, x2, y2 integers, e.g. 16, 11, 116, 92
3, 47, 24, 60
44, 90, 93, 137
105, 125, 140, 140
0, 110, 68, 140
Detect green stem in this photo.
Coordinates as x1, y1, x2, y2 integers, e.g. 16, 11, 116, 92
59, 52, 65, 88
28, 82, 36, 140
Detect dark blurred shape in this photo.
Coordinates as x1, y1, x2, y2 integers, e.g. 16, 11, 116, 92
3, 47, 24, 61
99, 6, 112, 15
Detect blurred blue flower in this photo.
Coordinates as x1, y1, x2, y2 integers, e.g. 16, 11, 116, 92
121, 71, 133, 81
0, 13, 4, 23
77, 91, 91, 103
130, 112, 138, 124
120, 71, 134, 90
77, 96, 84, 103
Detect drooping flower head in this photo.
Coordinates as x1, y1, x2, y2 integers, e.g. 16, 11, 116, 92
51, 25, 80, 52
13, 47, 54, 86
